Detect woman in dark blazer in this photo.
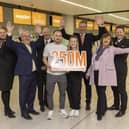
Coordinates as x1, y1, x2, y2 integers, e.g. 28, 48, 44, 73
0, 26, 17, 118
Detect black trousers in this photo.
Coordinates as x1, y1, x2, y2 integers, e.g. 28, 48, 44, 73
67, 73, 82, 109
111, 64, 128, 112
1, 90, 11, 111
37, 71, 47, 107
94, 71, 107, 117
83, 72, 91, 104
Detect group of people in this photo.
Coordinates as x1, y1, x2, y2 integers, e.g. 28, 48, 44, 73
0, 16, 129, 121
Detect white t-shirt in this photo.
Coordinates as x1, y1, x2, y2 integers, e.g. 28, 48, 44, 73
43, 42, 67, 75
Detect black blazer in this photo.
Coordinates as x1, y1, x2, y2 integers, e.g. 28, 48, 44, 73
113, 37, 129, 69
0, 43, 17, 91
36, 38, 53, 72
61, 27, 107, 68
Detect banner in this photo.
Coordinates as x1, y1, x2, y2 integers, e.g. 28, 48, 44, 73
50, 50, 87, 71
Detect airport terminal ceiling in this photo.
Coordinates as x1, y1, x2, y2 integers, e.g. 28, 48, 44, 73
0, 0, 129, 25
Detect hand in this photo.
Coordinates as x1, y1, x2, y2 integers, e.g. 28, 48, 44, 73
18, 27, 23, 35
6, 21, 14, 33
47, 64, 52, 71
85, 75, 90, 80
41, 66, 46, 70
95, 16, 104, 26
35, 25, 42, 35
60, 18, 65, 27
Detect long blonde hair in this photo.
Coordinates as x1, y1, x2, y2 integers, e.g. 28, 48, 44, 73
67, 35, 79, 50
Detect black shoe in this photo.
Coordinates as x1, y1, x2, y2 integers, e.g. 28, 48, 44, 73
115, 111, 125, 117
28, 110, 40, 115
44, 102, 48, 108
40, 106, 45, 112
22, 113, 32, 120
107, 105, 119, 110
5, 111, 16, 118
97, 115, 102, 121
86, 103, 91, 110
8, 108, 15, 114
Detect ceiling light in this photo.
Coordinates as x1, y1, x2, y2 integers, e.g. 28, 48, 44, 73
60, 0, 129, 22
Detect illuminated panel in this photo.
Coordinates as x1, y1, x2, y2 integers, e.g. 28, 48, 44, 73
32, 12, 46, 26
0, 6, 3, 22
87, 21, 94, 30
52, 15, 63, 27
13, 9, 31, 25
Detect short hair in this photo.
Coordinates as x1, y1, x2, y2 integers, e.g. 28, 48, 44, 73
0, 26, 7, 32
100, 33, 112, 46
115, 25, 125, 31
53, 29, 62, 34
79, 20, 87, 25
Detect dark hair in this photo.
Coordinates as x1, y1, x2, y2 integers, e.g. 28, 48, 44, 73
53, 29, 62, 34
0, 26, 7, 32
100, 33, 112, 46
115, 25, 125, 31
79, 20, 87, 25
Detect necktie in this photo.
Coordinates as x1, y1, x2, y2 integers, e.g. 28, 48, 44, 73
80, 33, 85, 45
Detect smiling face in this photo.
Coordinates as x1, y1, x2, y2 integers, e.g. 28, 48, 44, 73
100, 33, 112, 47
0, 28, 7, 40
79, 21, 87, 34
53, 30, 62, 44
43, 27, 51, 40
102, 36, 111, 47
115, 28, 125, 40
69, 37, 78, 50
21, 31, 31, 44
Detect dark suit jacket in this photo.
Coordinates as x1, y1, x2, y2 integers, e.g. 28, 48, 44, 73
61, 27, 107, 69
113, 37, 129, 71
0, 42, 17, 90
36, 38, 53, 72
6, 35, 43, 75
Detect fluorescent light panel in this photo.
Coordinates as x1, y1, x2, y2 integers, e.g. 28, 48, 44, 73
60, 0, 129, 22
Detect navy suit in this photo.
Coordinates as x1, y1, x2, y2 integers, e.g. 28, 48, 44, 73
6, 35, 43, 114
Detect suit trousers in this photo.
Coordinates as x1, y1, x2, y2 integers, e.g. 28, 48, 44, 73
83, 72, 91, 104
94, 71, 107, 118
19, 72, 37, 115
112, 63, 128, 112
37, 70, 47, 106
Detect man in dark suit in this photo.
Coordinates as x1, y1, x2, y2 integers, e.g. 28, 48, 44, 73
36, 27, 53, 111
108, 25, 129, 117
6, 22, 43, 120
0, 26, 17, 118
60, 16, 107, 110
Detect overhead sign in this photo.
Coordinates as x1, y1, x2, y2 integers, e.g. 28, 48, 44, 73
51, 15, 63, 27
75, 19, 82, 29
87, 21, 94, 30
0, 6, 3, 22
32, 12, 46, 26
13, 9, 31, 25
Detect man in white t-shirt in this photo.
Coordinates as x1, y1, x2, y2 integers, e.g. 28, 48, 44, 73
43, 30, 68, 120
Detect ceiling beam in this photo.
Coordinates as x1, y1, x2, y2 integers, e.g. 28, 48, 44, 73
75, 9, 129, 17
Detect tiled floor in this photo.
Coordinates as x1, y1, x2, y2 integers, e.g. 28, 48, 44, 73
0, 57, 129, 129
